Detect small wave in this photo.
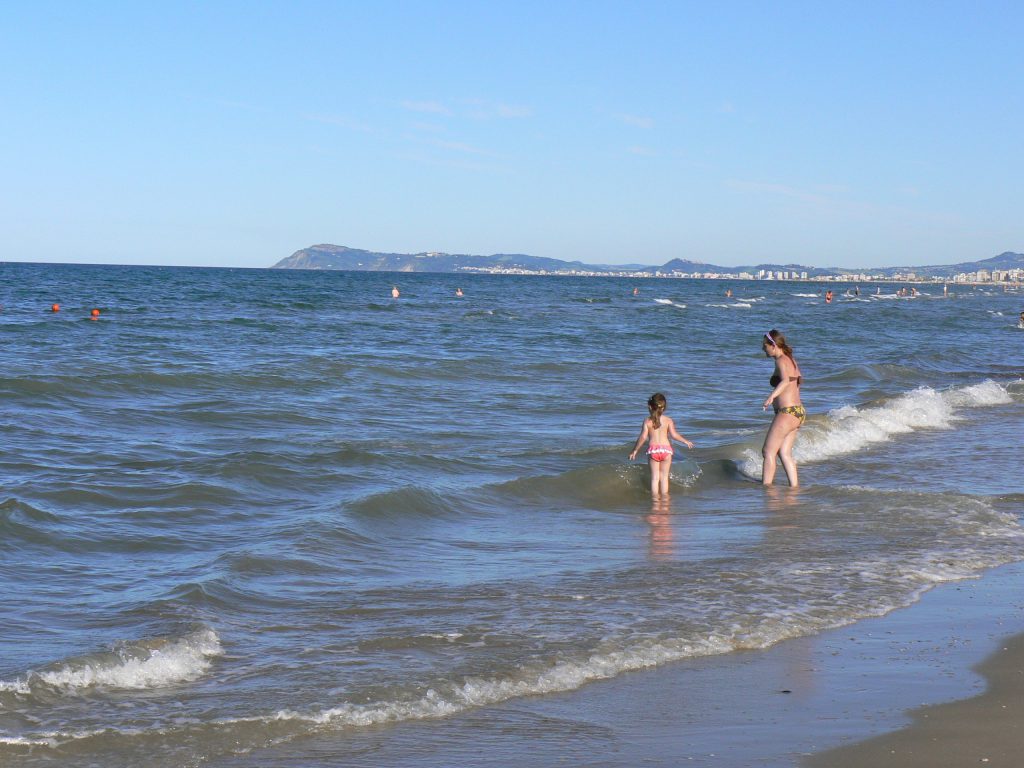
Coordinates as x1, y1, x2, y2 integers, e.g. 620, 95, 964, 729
0, 497, 60, 525
225, 318, 280, 330
652, 298, 686, 309
462, 308, 518, 320
818, 362, 919, 385
0, 498, 67, 547
0, 628, 222, 696
740, 380, 1013, 475
491, 461, 701, 508
791, 293, 818, 297
217, 551, 331, 577
347, 486, 463, 520
274, 633, 741, 730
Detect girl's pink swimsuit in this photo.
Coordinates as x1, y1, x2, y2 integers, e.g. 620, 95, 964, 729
647, 444, 673, 462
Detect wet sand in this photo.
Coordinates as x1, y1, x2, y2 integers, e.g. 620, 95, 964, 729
216, 560, 1024, 767
805, 631, 1024, 767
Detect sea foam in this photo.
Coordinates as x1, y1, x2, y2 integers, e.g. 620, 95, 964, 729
0, 628, 222, 695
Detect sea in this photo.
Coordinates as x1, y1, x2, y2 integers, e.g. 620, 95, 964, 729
1, 262, 1022, 767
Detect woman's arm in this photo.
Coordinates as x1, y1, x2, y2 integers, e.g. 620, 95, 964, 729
629, 421, 650, 460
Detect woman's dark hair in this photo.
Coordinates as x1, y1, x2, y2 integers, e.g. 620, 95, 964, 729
766, 329, 796, 363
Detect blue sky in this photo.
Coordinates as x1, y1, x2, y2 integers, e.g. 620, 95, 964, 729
2, 1, 1021, 268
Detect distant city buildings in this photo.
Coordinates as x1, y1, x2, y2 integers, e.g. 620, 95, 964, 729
457, 265, 1024, 283
952, 267, 1023, 283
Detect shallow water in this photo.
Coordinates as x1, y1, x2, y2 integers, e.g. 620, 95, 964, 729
1, 264, 1022, 766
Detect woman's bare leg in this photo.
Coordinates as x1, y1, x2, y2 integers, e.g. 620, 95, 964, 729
762, 414, 799, 486
779, 427, 800, 487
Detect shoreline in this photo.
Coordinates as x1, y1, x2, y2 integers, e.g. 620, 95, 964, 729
222, 560, 1024, 767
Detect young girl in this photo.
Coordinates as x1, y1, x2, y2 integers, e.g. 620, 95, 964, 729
629, 393, 695, 497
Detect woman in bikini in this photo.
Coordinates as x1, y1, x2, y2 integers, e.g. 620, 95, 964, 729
629, 393, 695, 497
761, 329, 805, 487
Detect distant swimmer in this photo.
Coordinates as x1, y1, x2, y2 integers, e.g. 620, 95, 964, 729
761, 330, 804, 487
391, 286, 400, 299
1019, 310, 1024, 329
824, 290, 833, 304
943, 284, 948, 297
726, 288, 732, 298
628, 393, 694, 498
455, 287, 464, 297
854, 285, 860, 296
633, 286, 639, 296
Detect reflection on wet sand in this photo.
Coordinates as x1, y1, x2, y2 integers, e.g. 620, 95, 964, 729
764, 485, 804, 529
761, 486, 818, 695
646, 496, 675, 560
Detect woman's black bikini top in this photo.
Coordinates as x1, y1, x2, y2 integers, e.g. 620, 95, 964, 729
770, 373, 802, 388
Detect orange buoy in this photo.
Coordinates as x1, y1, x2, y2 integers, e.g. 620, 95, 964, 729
51, 303, 60, 312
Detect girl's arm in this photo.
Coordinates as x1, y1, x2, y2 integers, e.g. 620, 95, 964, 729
666, 417, 695, 449
628, 421, 650, 460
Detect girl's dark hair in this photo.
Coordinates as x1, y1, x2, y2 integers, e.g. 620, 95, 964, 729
648, 393, 667, 429
766, 329, 797, 363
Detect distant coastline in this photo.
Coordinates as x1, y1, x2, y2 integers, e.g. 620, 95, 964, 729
272, 244, 1024, 285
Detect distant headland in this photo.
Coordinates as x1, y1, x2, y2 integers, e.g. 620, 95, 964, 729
272, 244, 1024, 284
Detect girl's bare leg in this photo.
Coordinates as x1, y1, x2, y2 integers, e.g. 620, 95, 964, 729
659, 456, 672, 496
649, 458, 660, 496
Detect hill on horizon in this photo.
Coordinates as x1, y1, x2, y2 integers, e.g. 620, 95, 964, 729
272, 244, 1024, 278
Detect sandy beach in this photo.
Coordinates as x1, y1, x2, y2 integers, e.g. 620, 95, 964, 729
807, 627, 1024, 767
